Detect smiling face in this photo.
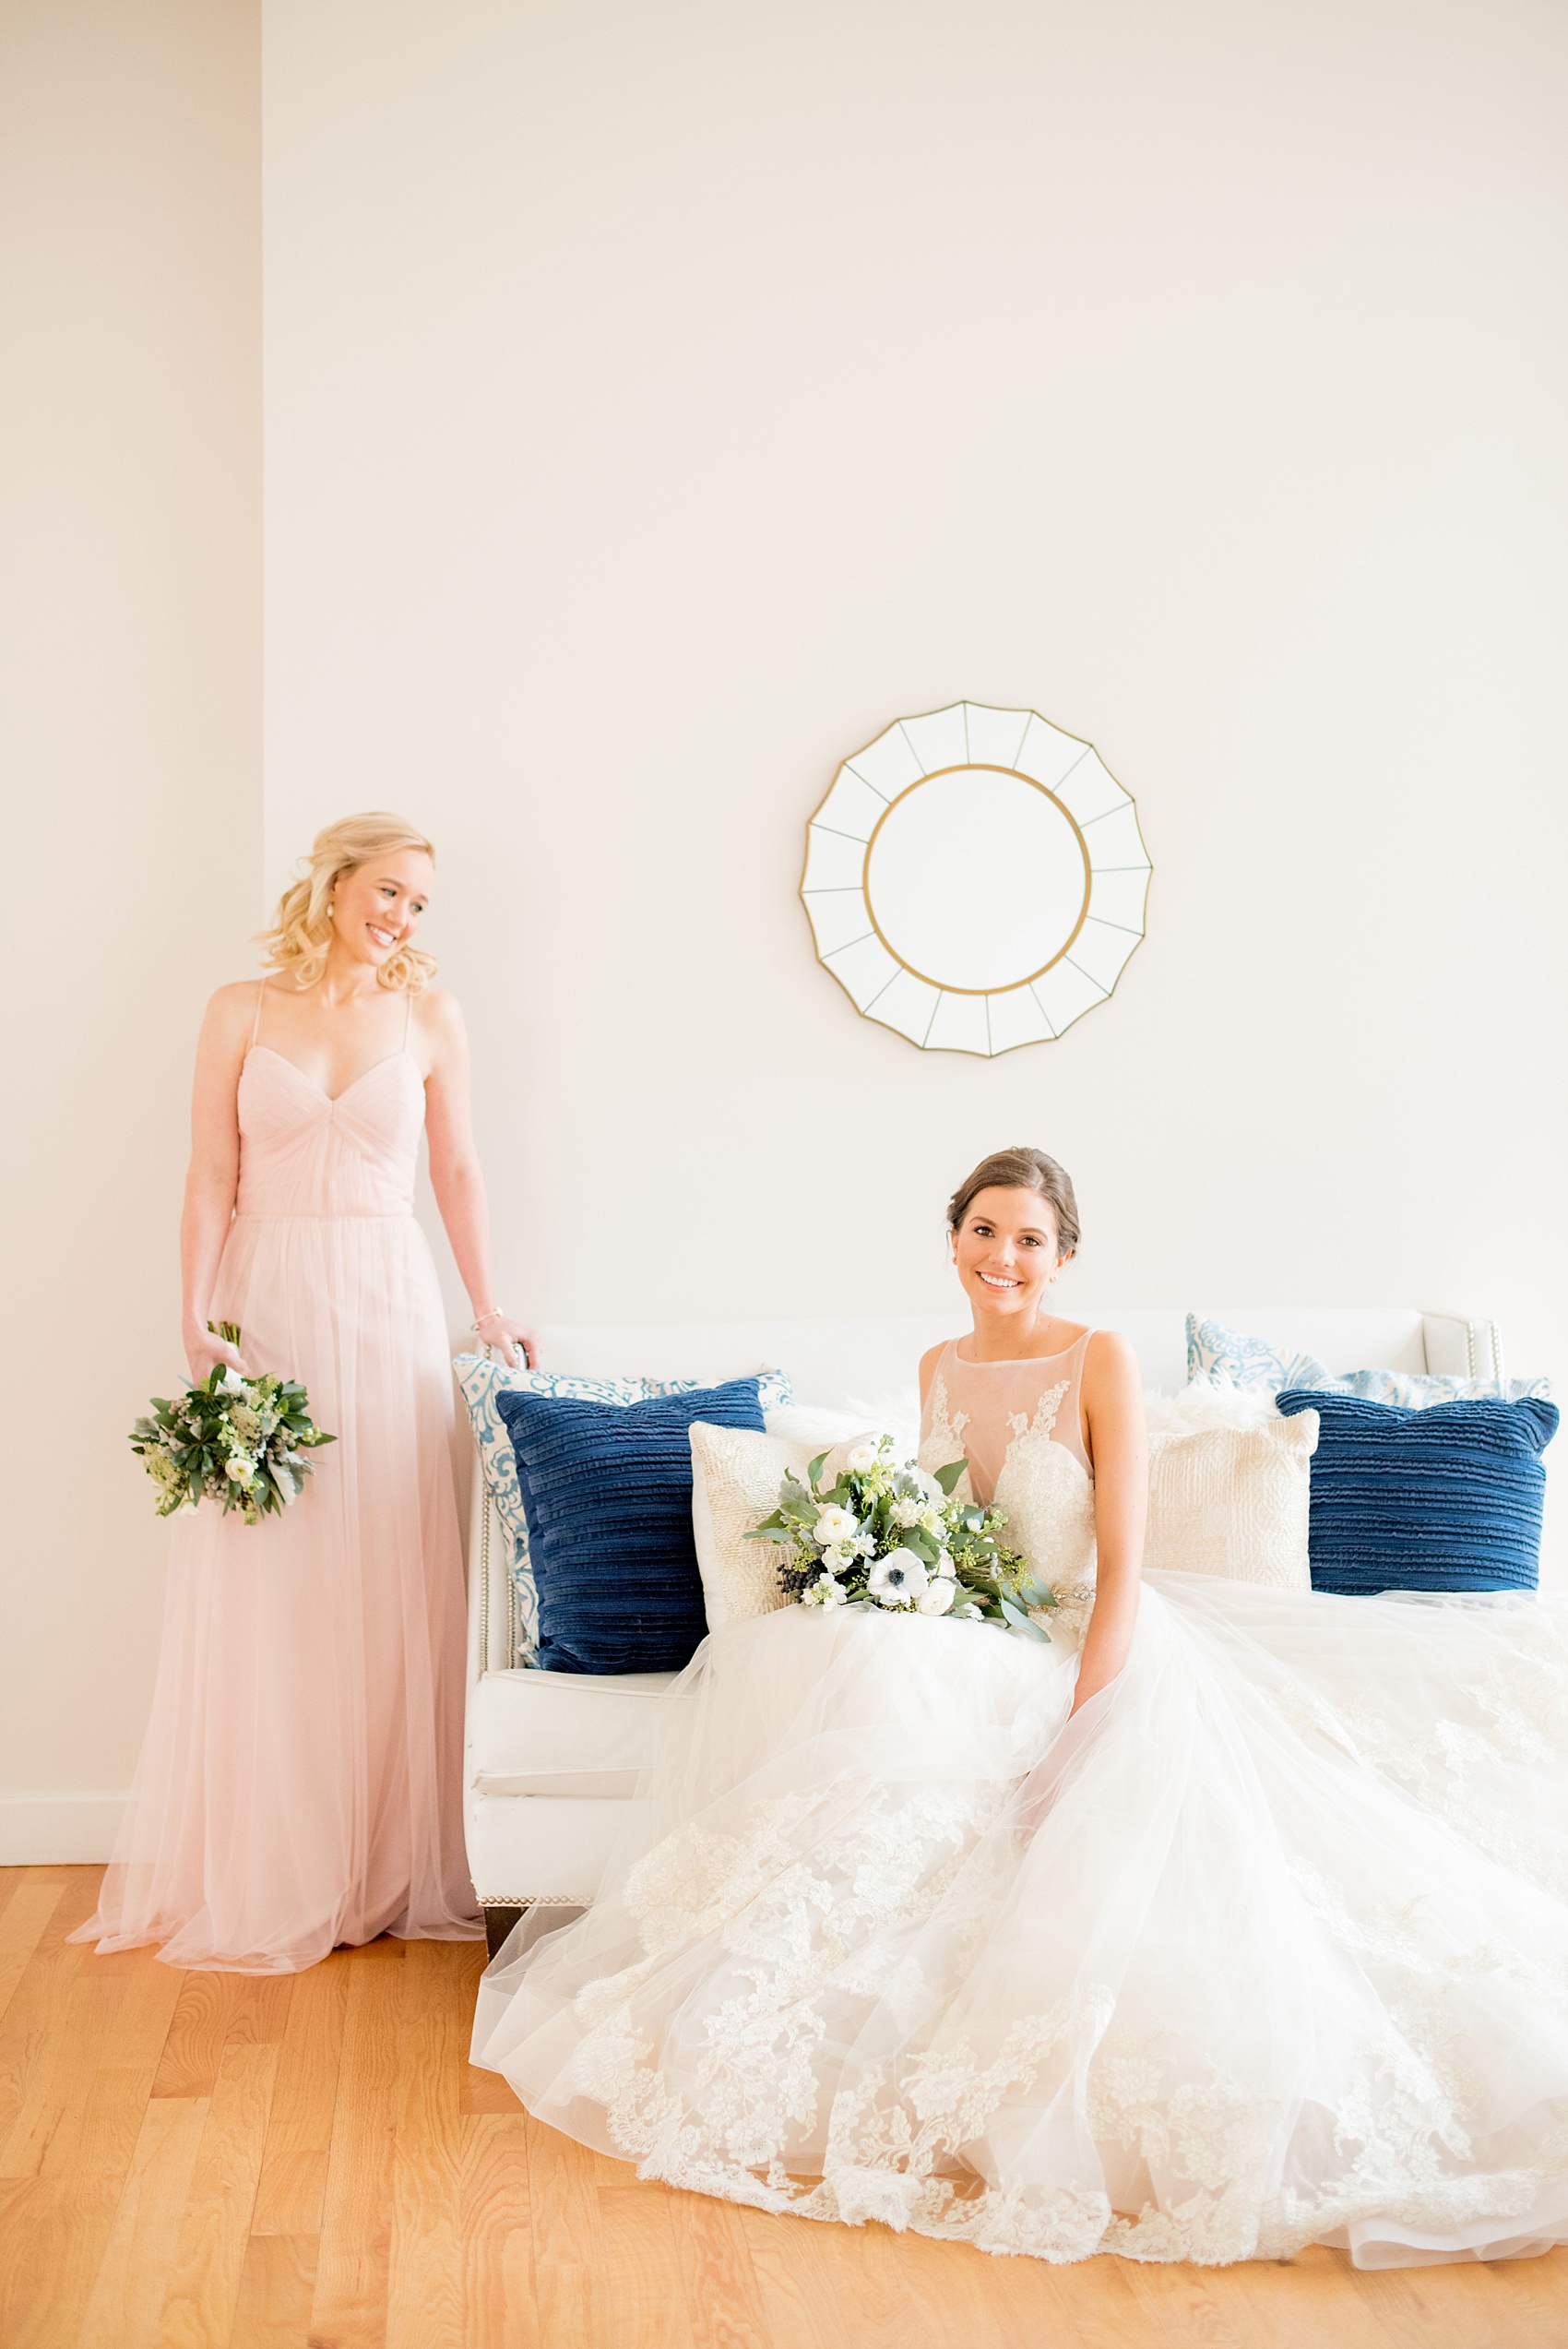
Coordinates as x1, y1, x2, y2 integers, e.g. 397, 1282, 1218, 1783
327, 848, 434, 972
952, 1186, 1068, 1330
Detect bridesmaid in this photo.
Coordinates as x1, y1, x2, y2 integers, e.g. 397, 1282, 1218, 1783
79, 813, 536, 1972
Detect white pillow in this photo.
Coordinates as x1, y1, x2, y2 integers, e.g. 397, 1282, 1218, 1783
690, 1421, 882, 1628
1144, 1413, 1318, 1589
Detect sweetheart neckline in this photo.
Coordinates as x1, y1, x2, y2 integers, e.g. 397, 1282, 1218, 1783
245, 1043, 421, 1106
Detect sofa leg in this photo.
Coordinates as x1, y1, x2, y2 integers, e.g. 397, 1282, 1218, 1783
482, 1903, 526, 1958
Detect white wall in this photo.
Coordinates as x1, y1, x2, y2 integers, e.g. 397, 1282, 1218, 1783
264, 6, 1566, 1363
4, 0, 1564, 1859
0, 0, 261, 1857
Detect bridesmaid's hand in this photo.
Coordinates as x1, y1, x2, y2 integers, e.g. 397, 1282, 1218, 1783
483, 1317, 539, 1371
184, 1324, 252, 1383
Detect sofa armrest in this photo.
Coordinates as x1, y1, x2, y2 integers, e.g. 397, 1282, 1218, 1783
1421, 1312, 1503, 1382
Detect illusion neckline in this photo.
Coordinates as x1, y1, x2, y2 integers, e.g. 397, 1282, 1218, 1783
246, 1043, 421, 1106
949, 1332, 1091, 1368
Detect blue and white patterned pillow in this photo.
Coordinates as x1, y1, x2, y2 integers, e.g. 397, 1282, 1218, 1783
454, 1353, 794, 1665
1185, 1316, 1330, 1393
1185, 1316, 1550, 1408
1313, 1366, 1552, 1408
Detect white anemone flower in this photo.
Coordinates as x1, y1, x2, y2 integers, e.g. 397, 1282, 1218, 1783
867, 1552, 929, 1608
812, 1572, 848, 1609
918, 1577, 957, 1616
814, 1503, 859, 1548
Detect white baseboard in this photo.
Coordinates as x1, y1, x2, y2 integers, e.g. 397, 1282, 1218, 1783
0, 1795, 126, 1865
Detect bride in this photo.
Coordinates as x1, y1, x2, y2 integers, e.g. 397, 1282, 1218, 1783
471, 1147, 1568, 2270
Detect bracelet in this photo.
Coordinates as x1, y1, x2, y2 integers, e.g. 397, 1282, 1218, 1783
470, 1306, 505, 1332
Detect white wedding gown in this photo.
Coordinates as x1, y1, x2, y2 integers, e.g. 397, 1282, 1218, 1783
471, 1335, 1568, 2269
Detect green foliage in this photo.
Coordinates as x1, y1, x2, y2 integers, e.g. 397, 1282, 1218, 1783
128, 1325, 335, 1529
745, 1434, 1058, 1636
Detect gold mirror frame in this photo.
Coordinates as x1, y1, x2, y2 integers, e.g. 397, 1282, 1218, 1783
801, 701, 1151, 1056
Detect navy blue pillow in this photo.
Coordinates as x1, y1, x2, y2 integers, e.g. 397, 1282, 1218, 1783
496, 1377, 768, 1673
1276, 1389, 1559, 1596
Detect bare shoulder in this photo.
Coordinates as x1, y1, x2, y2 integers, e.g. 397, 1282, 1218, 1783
410, 985, 466, 1047
1082, 1327, 1141, 1389
203, 978, 267, 1041
918, 1341, 947, 1400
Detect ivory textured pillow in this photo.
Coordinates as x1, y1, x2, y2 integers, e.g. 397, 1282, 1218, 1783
1144, 1413, 1318, 1588
690, 1422, 880, 1629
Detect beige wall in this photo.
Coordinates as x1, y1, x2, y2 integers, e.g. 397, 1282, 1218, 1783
263, 9, 1567, 1425
4, 0, 1564, 1856
0, 0, 261, 1856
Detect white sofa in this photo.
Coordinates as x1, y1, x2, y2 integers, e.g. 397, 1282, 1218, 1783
463, 1307, 1505, 1949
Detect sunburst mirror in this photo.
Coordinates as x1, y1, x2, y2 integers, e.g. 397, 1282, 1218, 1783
801, 701, 1152, 1056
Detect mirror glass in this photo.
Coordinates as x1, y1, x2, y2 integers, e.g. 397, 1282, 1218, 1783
802, 702, 1151, 1056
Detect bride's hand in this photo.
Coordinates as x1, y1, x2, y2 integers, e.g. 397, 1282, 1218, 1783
481, 1317, 539, 1372
184, 1325, 251, 1383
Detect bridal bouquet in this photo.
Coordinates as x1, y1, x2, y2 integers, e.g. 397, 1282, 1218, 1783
129, 1323, 335, 1526
747, 1436, 1057, 1637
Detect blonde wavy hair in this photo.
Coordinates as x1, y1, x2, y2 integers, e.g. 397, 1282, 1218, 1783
260, 812, 438, 993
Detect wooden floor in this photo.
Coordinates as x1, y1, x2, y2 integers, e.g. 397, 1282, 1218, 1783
5, 1870, 1568, 2347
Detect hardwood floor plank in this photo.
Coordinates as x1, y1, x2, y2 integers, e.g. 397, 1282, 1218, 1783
308, 1939, 406, 2349
526, 2111, 608, 2346
76, 2094, 209, 2349
596, 2179, 699, 2349
0, 1966, 127, 2180
252, 1949, 350, 2236
151, 2036, 280, 2349
230, 2230, 320, 2349
1202, 2246, 1397, 2349
386, 1941, 468, 2349
1118, 2256, 1261, 2349
732, 2206, 857, 2349
0, 1868, 104, 2152
151, 1970, 248, 2099
667, 2187, 773, 2349
460, 2113, 539, 2349
0, 1875, 69, 2033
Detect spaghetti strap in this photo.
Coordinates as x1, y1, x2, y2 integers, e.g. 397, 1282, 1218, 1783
402, 990, 414, 1051
250, 979, 267, 1048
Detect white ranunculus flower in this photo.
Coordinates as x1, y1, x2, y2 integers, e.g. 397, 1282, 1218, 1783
813, 1572, 848, 1608
918, 1576, 957, 1616
814, 1503, 859, 1547
225, 1455, 254, 1481
891, 1496, 922, 1529
867, 1552, 929, 1608
846, 1441, 881, 1473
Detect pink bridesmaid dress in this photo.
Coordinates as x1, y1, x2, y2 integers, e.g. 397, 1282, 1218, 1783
79, 984, 481, 1971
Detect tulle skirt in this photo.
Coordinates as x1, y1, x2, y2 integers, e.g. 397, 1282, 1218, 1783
79, 1212, 480, 1973
472, 1580, 1568, 2268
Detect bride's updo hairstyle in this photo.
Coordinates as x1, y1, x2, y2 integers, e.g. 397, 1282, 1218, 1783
946, 1147, 1081, 1260
260, 812, 437, 994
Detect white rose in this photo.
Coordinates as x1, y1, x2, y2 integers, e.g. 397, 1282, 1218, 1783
918, 1577, 956, 1616
814, 1504, 859, 1547
225, 1456, 254, 1481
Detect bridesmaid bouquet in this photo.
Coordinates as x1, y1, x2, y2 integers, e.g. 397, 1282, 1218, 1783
129, 1323, 336, 1526
747, 1435, 1058, 1637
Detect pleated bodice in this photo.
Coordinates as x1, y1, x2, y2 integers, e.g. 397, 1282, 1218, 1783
235, 1045, 424, 1219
